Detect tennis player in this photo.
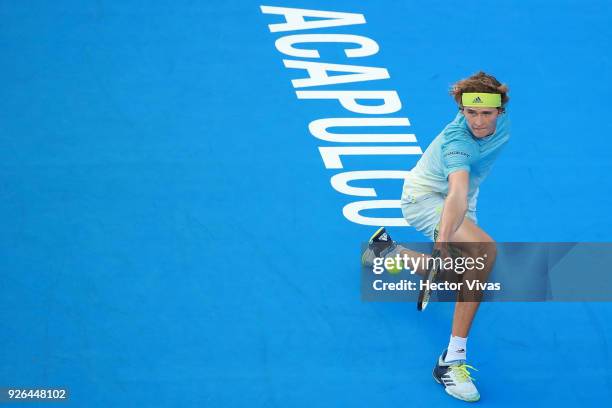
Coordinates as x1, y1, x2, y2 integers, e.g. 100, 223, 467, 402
363, 71, 510, 402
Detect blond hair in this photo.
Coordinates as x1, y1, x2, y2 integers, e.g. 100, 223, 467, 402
450, 71, 509, 111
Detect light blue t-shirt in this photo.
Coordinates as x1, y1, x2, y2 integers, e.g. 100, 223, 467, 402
402, 111, 510, 213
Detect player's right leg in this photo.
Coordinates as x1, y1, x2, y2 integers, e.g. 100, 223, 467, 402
361, 227, 431, 276
361, 227, 393, 262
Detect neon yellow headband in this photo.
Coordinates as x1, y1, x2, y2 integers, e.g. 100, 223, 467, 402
461, 92, 502, 108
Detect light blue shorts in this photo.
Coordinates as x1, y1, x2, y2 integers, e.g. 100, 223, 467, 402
401, 192, 477, 241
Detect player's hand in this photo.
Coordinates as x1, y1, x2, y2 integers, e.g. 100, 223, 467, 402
434, 241, 452, 262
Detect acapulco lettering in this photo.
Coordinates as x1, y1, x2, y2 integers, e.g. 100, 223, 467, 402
260, 5, 424, 227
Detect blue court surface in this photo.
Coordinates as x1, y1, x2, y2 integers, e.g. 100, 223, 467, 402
2, 1, 612, 406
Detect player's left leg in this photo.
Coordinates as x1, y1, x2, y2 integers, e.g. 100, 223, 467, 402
432, 350, 480, 402
432, 217, 497, 402
447, 218, 497, 339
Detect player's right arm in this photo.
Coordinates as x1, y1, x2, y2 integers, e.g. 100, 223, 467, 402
437, 130, 479, 244
436, 170, 469, 242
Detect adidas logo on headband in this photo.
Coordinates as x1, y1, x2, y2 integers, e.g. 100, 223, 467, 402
461, 92, 502, 107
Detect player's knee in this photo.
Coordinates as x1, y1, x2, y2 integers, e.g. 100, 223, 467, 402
463, 239, 496, 278
480, 238, 496, 262
463, 238, 495, 261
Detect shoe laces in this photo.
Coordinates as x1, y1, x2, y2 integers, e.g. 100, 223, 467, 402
449, 363, 477, 383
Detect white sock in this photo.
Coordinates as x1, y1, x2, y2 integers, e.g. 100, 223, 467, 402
445, 335, 468, 362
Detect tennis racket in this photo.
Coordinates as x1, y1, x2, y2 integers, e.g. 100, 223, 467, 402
417, 248, 441, 311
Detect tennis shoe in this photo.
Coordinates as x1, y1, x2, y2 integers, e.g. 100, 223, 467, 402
432, 350, 480, 402
361, 227, 397, 266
